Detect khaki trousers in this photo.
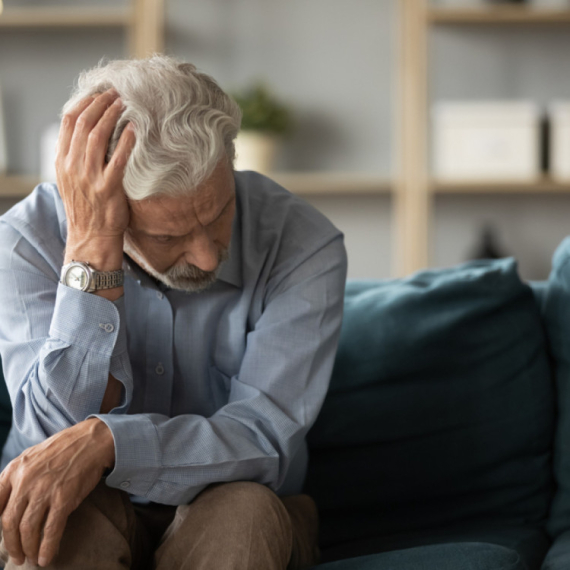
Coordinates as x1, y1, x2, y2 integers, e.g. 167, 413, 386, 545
0, 480, 320, 570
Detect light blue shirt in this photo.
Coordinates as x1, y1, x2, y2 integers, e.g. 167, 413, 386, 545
0, 170, 347, 506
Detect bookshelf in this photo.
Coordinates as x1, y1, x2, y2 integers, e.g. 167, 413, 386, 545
0, 7, 132, 28
428, 6, 570, 24
0, 0, 164, 202
3, 1, 570, 275
397, 0, 570, 276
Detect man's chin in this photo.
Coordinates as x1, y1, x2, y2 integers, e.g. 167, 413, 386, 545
123, 236, 230, 293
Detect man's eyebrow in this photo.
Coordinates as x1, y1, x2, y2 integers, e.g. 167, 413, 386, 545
143, 195, 235, 238
201, 194, 235, 226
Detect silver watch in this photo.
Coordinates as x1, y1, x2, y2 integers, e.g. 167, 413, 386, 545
60, 261, 124, 293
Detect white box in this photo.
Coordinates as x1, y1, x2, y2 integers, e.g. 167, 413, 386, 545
549, 102, 570, 182
432, 101, 541, 182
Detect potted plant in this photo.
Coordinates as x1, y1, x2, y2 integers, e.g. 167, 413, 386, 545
231, 82, 292, 174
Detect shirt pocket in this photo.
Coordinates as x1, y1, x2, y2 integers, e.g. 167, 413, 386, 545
208, 364, 232, 412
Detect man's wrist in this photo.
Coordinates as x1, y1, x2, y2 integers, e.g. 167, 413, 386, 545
64, 237, 125, 300
85, 417, 116, 471
64, 235, 124, 270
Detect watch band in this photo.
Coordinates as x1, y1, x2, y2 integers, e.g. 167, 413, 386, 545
93, 269, 124, 291
60, 260, 124, 293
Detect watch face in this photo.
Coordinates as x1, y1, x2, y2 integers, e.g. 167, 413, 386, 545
65, 265, 89, 290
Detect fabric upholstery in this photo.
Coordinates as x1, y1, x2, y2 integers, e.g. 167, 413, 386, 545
311, 542, 529, 570
304, 258, 555, 548
540, 237, 570, 538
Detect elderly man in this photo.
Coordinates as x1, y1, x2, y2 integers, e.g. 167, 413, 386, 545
0, 56, 347, 569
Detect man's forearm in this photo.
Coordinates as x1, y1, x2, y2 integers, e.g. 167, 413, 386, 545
64, 240, 125, 413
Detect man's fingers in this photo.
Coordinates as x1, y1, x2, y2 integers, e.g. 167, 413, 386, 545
84, 96, 126, 174
1, 496, 28, 566
67, 89, 120, 166
0, 474, 13, 517
104, 122, 136, 187
19, 500, 49, 567
37, 507, 67, 568
56, 95, 96, 162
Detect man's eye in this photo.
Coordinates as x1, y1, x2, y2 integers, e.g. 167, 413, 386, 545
152, 236, 174, 244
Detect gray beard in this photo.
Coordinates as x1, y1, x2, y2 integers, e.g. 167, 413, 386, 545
123, 235, 230, 294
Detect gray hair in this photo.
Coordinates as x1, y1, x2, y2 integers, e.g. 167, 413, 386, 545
60, 54, 242, 201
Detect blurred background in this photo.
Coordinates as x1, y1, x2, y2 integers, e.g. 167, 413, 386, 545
1, 0, 570, 281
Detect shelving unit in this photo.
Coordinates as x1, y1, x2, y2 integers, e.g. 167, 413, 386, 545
429, 5, 570, 24
271, 173, 391, 196
0, 0, 163, 54
0, 7, 132, 28
3, 1, 570, 276
0, 175, 40, 198
397, 0, 570, 277
0, 173, 391, 199
0, 0, 164, 199
433, 178, 570, 195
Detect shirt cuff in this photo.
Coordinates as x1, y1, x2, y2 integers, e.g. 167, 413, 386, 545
49, 283, 128, 357
87, 413, 162, 498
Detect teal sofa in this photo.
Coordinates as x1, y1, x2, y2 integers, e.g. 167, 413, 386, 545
2, 254, 570, 569
303, 254, 570, 569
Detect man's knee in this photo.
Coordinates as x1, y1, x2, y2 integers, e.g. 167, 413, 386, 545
0, 480, 141, 570
186, 480, 293, 536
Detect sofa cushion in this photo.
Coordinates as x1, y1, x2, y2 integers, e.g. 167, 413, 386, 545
311, 541, 531, 570
304, 258, 554, 546
317, 522, 549, 569
541, 236, 570, 538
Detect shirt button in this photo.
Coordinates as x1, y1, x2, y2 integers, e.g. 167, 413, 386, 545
120, 480, 131, 489
156, 291, 163, 299
100, 323, 115, 333
155, 363, 165, 375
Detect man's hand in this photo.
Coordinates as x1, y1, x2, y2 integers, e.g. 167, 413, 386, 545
0, 418, 115, 567
56, 87, 136, 301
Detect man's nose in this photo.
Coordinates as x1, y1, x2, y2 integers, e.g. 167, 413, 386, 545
186, 230, 219, 273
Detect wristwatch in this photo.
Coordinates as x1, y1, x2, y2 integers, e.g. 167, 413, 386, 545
60, 260, 124, 293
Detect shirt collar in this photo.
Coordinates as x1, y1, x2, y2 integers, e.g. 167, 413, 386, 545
216, 186, 242, 289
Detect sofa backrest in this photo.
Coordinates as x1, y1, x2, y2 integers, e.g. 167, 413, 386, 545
304, 258, 555, 548
537, 237, 570, 539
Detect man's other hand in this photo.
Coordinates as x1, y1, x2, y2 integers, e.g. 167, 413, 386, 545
0, 418, 115, 567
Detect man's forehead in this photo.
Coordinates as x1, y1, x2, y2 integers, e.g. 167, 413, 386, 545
129, 185, 233, 234
128, 160, 235, 234
129, 194, 195, 232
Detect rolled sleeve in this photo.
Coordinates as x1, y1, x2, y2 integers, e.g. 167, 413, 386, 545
50, 284, 128, 358
0, 224, 133, 441
87, 413, 162, 496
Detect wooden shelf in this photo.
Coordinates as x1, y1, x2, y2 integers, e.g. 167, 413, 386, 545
0, 173, 392, 199
429, 7, 570, 25
269, 172, 392, 196
432, 177, 570, 194
0, 7, 133, 28
0, 176, 41, 198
